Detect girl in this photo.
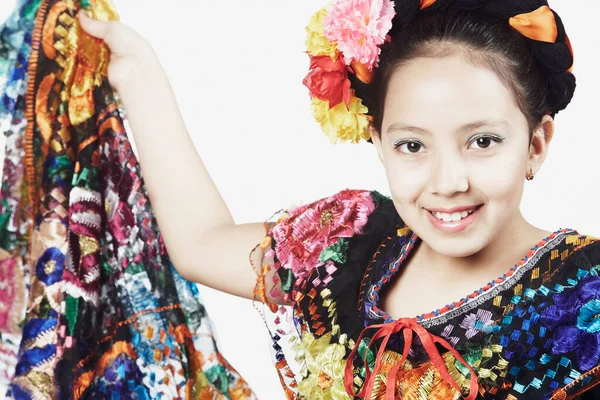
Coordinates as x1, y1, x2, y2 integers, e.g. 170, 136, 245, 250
78, 0, 600, 399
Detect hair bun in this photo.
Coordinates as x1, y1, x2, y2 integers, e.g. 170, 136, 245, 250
400, 1, 577, 118
547, 71, 576, 115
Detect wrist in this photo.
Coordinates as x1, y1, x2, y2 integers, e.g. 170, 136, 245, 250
111, 46, 163, 93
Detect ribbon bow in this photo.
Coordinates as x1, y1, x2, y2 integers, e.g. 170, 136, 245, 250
344, 317, 479, 399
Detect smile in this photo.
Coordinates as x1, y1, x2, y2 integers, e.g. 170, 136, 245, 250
431, 208, 477, 222
424, 205, 483, 233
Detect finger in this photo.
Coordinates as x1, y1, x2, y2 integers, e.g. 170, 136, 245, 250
77, 10, 111, 40
77, 11, 142, 56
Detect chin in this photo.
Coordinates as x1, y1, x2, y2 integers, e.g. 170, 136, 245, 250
418, 228, 490, 258
429, 239, 486, 258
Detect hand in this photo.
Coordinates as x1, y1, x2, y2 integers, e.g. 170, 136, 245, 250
77, 10, 157, 92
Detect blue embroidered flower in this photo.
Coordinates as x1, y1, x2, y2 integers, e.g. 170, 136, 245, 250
540, 274, 600, 371
35, 247, 65, 285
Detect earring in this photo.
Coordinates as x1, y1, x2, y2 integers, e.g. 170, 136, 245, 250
526, 168, 535, 181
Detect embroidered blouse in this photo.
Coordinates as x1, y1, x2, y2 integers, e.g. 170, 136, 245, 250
250, 189, 600, 399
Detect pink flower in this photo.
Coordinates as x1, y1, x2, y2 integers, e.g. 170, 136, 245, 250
271, 190, 375, 281
323, 0, 395, 68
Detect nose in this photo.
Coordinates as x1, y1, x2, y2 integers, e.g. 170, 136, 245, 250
428, 152, 469, 196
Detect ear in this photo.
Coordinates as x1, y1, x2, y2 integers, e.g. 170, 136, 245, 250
369, 126, 385, 164
528, 114, 555, 175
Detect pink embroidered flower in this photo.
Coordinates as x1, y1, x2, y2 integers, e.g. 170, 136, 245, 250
271, 190, 375, 280
323, 0, 395, 68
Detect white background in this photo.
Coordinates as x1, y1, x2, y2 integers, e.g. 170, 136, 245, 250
0, 1, 598, 399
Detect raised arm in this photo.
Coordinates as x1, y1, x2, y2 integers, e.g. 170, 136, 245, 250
78, 11, 264, 299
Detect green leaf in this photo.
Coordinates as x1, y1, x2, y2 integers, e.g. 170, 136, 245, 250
319, 239, 349, 264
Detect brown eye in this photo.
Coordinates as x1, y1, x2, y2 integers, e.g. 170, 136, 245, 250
477, 137, 491, 148
406, 142, 422, 153
396, 140, 425, 154
468, 134, 503, 150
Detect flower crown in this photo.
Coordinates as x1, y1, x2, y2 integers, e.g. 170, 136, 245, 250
303, 0, 396, 144
303, 0, 575, 144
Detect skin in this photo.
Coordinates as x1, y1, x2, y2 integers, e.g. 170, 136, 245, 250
370, 52, 556, 319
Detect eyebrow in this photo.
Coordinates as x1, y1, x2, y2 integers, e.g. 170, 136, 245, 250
386, 119, 510, 135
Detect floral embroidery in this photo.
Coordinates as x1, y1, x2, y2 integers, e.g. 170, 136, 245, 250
319, 239, 349, 264
293, 332, 350, 399
272, 189, 374, 281
35, 248, 65, 286
540, 272, 600, 371
0, 0, 255, 397
459, 309, 495, 339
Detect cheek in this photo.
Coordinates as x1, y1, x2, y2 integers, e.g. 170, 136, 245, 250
382, 156, 429, 205
384, 151, 527, 207
469, 151, 527, 204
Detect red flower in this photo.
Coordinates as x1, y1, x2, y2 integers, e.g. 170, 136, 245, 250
302, 55, 352, 107
271, 190, 375, 282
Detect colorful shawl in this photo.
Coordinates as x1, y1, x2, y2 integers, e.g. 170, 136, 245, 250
0, 0, 254, 398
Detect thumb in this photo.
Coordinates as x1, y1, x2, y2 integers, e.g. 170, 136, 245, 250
77, 11, 147, 57
77, 10, 111, 40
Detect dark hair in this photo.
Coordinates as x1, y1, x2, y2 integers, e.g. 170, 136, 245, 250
353, 8, 576, 137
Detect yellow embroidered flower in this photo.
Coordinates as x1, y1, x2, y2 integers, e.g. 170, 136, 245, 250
311, 96, 371, 144
294, 332, 351, 400
305, 8, 338, 59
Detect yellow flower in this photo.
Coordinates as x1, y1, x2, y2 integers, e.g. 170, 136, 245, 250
311, 97, 371, 144
306, 8, 338, 59
293, 332, 351, 400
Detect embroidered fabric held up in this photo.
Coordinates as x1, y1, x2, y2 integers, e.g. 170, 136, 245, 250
0, 1, 255, 398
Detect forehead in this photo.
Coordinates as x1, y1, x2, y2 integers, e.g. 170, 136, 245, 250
382, 54, 524, 131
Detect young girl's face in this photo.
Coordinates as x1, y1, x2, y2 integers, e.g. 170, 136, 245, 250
372, 53, 532, 257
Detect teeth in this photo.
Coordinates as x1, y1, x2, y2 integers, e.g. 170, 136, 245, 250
432, 208, 476, 222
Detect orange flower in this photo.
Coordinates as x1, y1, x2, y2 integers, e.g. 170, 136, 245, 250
351, 60, 373, 84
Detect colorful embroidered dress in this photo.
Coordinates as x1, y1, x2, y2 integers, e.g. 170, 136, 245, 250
251, 189, 600, 399
0, 0, 254, 398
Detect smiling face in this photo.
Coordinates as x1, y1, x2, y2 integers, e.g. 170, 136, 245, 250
371, 52, 541, 257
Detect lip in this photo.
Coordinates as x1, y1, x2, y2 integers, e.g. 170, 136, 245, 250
425, 204, 483, 233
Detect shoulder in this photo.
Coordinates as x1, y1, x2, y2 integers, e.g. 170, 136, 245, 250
266, 189, 403, 337
250, 189, 400, 308
268, 189, 399, 281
